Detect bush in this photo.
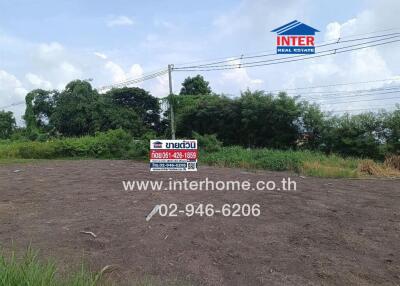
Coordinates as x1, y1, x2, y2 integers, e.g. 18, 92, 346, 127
201, 146, 303, 171
56, 129, 133, 158
201, 146, 362, 178
193, 132, 222, 153
0, 129, 140, 160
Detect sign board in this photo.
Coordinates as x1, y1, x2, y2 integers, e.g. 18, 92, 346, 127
271, 20, 319, 54
150, 140, 198, 171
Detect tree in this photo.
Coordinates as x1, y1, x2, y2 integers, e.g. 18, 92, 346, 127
382, 106, 400, 154
179, 75, 212, 95
175, 90, 303, 148
23, 89, 57, 133
297, 101, 326, 149
47, 81, 159, 137
321, 112, 384, 158
175, 94, 238, 144
0, 110, 16, 139
237, 90, 302, 148
106, 87, 161, 131
51, 80, 101, 136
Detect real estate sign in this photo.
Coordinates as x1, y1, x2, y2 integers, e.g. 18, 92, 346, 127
150, 140, 198, 171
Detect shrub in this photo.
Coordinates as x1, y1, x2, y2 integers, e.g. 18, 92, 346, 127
193, 132, 222, 153
0, 129, 137, 160
384, 154, 400, 171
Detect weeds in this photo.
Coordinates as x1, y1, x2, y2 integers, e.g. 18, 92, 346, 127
0, 247, 103, 286
0, 129, 146, 160
200, 146, 361, 178
358, 159, 400, 177
1, 131, 399, 178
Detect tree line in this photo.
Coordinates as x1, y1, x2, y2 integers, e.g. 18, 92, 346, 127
0, 75, 399, 159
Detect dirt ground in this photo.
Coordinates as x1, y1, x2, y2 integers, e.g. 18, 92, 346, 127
0, 160, 400, 286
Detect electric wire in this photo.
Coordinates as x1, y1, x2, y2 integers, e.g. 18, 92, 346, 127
173, 28, 400, 67
174, 32, 400, 69
173, 37, 400, 71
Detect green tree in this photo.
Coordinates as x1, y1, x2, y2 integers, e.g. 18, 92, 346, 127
179, 75, 212, 95
238, 90, 301, 148
51, 80, 101, 136
175, 90, 303, 148
382, 106, 400, 154
0, 110, 16, 139
297, 101, 326, 149
321, 112, 384, 158
106, 87, 161, 131
175, 94, 238, 144
23, 89, 57, 132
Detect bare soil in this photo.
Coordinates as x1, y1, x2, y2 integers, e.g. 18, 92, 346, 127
1, 160, 400, 285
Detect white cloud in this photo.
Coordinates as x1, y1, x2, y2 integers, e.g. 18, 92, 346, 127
94, 52, 108, 60
104, 61, 143, 84
60, 62, 81, 78
104, 61, 126, 83
36, 42, 64, 63
154, 19, 177, 31
129, 64, 144, 78
217, 59, 263, 93
151, 74, 169, 98
0, 70, 27, 123
25, 73, 52, 89
107, 15, 134, 27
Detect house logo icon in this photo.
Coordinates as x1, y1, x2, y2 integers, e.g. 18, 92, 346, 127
153, 141, 163, 148
271, 20, 319, 54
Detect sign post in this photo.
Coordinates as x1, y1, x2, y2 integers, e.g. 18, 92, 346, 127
150, 140, 198, 171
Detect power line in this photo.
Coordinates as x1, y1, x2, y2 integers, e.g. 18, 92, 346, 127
175, 32, 400, 69
173, 36, 400, 71
318, 94, 400, 105
0, 101, 25, 110
98, 69, 168, 90
268, 77, 400, 93
287, 85, 400, 97
330, 105, 399, 113
303, 88, 400, 100
173, 28, 400, 67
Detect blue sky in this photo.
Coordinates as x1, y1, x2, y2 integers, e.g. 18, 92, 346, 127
1, 0, 399, 122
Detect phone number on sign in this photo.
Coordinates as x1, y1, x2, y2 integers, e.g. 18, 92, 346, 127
158, 203, 261, 217
150, 150, 197, 160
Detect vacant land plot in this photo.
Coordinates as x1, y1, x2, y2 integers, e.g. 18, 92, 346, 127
0, 160, 399, 285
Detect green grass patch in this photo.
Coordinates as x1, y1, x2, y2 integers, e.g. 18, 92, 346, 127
0, 131, 369, 178
0, 247, 193, 286
201, 146, 361, 178
0, 129, 148, 161
0, 247, 104, 286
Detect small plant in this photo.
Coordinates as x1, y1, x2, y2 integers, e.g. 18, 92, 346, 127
0, 247, 103, 286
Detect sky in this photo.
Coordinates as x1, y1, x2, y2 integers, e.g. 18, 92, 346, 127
0, 0, 400, 123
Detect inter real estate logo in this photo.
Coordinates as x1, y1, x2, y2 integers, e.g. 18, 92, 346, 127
271, 20, 319, 54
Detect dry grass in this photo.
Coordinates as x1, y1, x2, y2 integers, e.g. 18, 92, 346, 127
358, 159, 400, 177
384, 155, 400, 171
301, 161, 359, 178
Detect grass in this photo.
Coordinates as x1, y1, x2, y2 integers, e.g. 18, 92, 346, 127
0, 129, 147, 161
0, 247, 193, 286
200, 146, 361, 178
1, 132, 397, 178
358, 159, 400, 177
0, 247, 104, 286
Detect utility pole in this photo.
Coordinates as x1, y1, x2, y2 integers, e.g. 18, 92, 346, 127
168, 64, 176, 139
